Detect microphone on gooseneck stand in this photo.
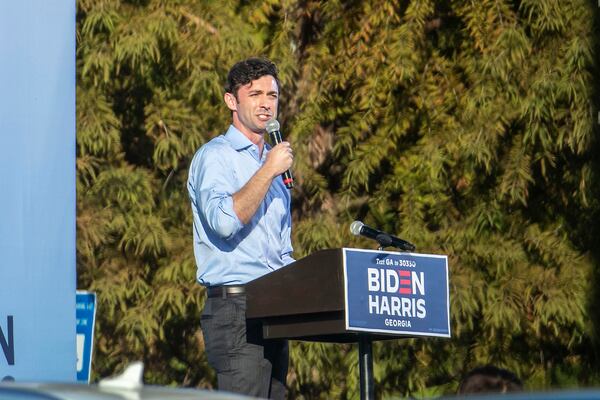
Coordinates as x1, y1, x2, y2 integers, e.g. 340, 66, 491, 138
350, 220, 416, 252
265, 119, 294, 189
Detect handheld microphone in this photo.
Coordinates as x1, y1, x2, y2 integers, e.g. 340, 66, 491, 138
265, 119, 294, 189
350, 220, 416, 251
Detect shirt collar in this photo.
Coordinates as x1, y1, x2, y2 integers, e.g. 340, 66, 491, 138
224, 125, 272, 163
224, 125, 255, 151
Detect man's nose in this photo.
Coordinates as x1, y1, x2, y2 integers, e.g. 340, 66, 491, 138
259, 98, 271, 110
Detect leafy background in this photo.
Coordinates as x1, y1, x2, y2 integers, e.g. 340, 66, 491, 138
76, 0, 600, 398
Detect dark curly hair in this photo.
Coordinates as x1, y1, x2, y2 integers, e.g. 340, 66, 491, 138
224, 57, 279, 98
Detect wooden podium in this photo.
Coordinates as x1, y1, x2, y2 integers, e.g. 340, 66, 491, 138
246, 248, 393, 343
246, 247, 450, 400
246, 248, 378, 399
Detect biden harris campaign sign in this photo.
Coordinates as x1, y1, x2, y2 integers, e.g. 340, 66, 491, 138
0, 2, 76, 381
343, 248, 450, 337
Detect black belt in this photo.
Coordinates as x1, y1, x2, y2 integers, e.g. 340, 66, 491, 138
206, 285, 246, 298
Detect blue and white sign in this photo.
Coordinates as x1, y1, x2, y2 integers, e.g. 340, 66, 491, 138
76, 292, 97, 383
343, 248, 450, 337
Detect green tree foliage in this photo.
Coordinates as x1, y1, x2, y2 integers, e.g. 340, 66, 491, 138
76, 0, 599, 397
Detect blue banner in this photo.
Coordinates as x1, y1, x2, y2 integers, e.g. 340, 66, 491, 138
343, 248, 450, 337
0, 1, 76, 381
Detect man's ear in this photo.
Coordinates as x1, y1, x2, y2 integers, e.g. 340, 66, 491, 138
224, 92, 237, 112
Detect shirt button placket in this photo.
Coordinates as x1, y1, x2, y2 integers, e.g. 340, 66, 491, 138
256, 145, 269, 268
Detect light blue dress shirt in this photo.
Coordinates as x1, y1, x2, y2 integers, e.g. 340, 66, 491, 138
187, 125, 294, 286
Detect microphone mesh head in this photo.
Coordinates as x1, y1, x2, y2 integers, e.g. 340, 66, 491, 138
265, 119, 280, 133
350, 220, 364, 236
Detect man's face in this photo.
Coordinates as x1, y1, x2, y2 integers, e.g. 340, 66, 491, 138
225, 75, 279, 137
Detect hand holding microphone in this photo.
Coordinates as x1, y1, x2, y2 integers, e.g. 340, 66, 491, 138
266, 119, 294, 189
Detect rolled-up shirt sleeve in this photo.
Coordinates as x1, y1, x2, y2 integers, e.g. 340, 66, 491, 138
192, 146, 243, 239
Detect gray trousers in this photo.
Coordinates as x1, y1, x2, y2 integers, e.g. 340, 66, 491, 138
201, 294, 288, 399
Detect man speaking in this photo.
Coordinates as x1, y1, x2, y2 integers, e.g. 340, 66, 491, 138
187, 58, 294, 399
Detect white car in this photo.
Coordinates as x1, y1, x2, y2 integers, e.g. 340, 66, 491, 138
0, 362, 255, 400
